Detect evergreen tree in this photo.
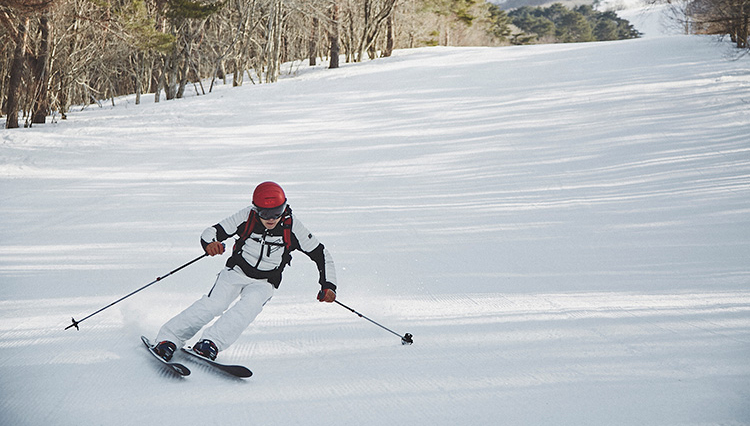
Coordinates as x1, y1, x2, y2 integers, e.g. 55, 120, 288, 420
508, 2, 639, 44
556, 9, 593, 42
118, 0, 175, 54
593, 19, 619, 41
487, 3, 512, 41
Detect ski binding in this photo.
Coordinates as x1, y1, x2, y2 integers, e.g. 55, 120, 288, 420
141, 335, 191, 376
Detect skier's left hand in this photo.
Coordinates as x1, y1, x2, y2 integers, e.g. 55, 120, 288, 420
317, 288, 336, 303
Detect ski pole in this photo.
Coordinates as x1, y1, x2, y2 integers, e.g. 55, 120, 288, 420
65, 252, 209, 331
334, 300, 413, 345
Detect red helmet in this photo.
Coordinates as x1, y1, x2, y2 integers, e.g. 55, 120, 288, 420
252, 182, 287, 219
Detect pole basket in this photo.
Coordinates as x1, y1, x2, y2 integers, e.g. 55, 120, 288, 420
401, 333, 414, 345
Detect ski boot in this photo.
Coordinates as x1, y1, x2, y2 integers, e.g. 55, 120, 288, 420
193, 339, 218, 360
153, 340, 177, 362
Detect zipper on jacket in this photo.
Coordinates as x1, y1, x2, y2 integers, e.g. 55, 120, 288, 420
254, 229, 268, 269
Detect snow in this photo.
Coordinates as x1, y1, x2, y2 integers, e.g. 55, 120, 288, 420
2, 7, 750, 425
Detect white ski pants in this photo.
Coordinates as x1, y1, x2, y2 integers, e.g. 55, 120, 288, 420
156, 267, 274, 351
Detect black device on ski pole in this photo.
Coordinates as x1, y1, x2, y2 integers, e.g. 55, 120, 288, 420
334, 300, 413, 345
65, 252, 209, 331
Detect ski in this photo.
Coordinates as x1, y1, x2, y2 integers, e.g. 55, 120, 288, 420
181, 347, 253, 378
141, 335, 191, 376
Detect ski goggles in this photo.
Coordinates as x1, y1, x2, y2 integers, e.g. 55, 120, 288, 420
255, 202, 287, 220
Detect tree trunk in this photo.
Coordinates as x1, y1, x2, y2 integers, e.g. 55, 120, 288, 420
383, 12, 394, 57
165, 52, 178, 100
233, 58, 244, 86
176, 44, 190, 98
31, 13, 51, 124
329, 2, 340, 69
163, 39, 180, 100
5, 18, 28, 129
265, 0, 283, 83
355, 0, 396, 61
738, 2, 748, 48
309, 16, 319, 66
362, 0, 372, 61
154, 62, 163, 103
135, 52, 143, 105
345, 6, 354, 63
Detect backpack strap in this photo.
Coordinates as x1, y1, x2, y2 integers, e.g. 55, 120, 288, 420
233, 206, 294, 255
226, 206, 296, 288
233, 209, 259, 254
280, 208, 293, 251
278, 207, 294, 267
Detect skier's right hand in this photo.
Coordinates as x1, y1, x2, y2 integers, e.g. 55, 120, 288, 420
205, 241, 225, 256
317, 288, 336, 303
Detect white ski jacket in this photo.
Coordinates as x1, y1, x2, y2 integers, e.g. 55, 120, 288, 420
200, 205, 336, 290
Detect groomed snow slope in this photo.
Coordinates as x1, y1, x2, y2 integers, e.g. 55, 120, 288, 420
1, 19, 749, 426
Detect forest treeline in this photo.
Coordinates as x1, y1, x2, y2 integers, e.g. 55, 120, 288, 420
1, 0, 746, 129
1, 0, 510, 128
509, 4, 640, 44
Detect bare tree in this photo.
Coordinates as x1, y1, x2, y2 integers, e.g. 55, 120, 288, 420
329, 1, 340, 68
264, 0, 283, 82
691, 0, 749, 48
650, 0, 749, 48
30, 12, 51, 123
2, 0, 56, 128
383, 5, 394, 57
358, 0, 397, 61
4, 16, 29, 128
1, 0, 518, 128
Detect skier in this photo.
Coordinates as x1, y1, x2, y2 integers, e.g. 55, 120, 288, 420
151, 181, 337, 362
